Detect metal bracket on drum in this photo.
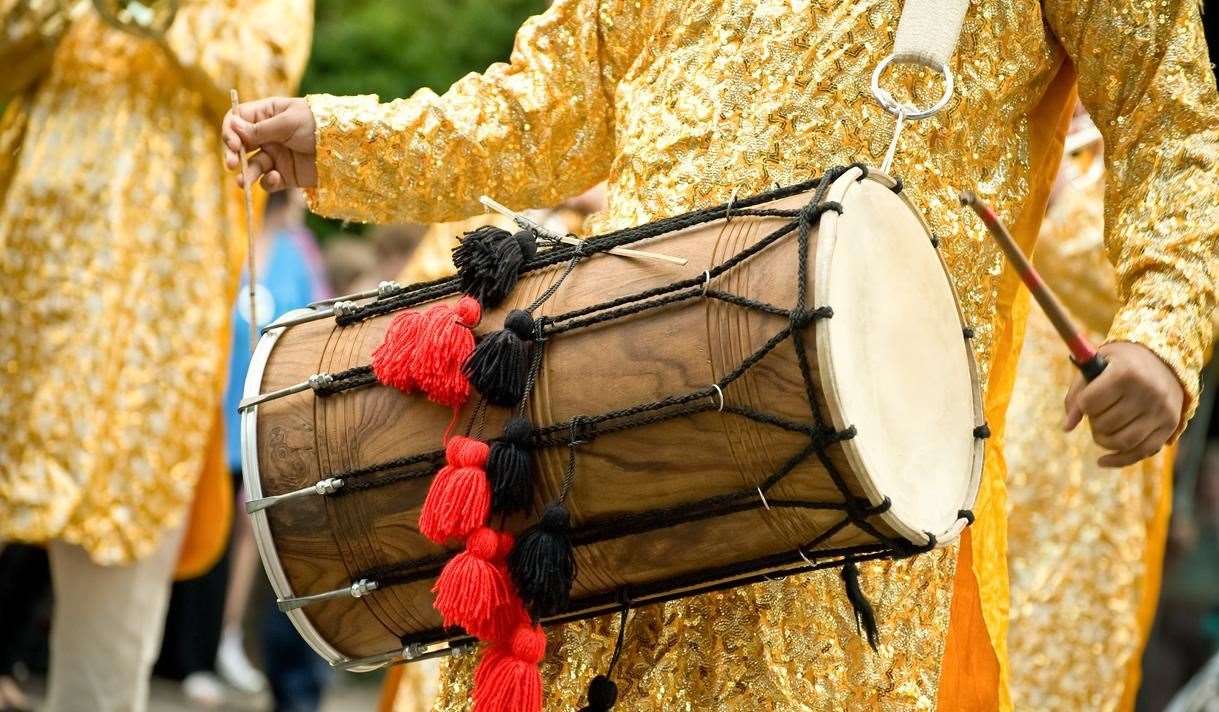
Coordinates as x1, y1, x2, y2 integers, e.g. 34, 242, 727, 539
246, 476, 344, 513
277, 578, 378, 612
239, 372, 336, 411
334, 641, 477, 672
261, 299, 361, 335
309, 280, 402, 309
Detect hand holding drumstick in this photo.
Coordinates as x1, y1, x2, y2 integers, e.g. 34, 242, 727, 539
223, 97, 317, 192
960, 191, 1184, 468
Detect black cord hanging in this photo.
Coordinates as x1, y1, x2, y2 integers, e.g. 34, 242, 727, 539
841, 560, 878, 650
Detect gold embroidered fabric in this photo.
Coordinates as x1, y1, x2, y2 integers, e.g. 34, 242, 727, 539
302, 0, 1219, 708
1005, 148, 1170, 712
0, 0, 312, 565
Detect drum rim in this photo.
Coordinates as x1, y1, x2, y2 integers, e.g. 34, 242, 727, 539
241, 308, 366, 670
813, 166, 985, 548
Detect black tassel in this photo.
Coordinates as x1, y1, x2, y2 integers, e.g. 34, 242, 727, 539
507, 502, 575, 618
452, 226, 538, 308
576, 675, 618, 712
841, 561, 879, 650
488, 417, 534, 514
464, 309, 535, 406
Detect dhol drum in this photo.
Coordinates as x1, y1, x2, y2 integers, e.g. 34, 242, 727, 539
241, 165, 984, 675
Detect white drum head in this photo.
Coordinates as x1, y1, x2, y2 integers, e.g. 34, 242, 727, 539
815, 170, 983, 544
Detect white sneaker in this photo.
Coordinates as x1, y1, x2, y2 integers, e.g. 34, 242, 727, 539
217, 627, 268, 694
182, 671, 226, 708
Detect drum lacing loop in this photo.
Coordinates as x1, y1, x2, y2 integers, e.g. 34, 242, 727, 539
798, 199, 843, 228
569, 415, 596, 447
725, 186, 740, 222
957, 509, 975, 526
710, 383, 725, 413
532, 314, 552, 343
789, 305, 834, 329
804, 424, 856, 451
701, 270, 712, 296
890, 176, 904, 193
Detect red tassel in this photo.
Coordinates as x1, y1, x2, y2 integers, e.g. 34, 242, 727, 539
447, 434, 490, 469
412, 295, 481, 408
370, 309, 425, 392
472, 624, 546, 712
418, 465, 491, 543
433, 527, 514, 637
468, 532, 526, 643
419, 435, 492, 543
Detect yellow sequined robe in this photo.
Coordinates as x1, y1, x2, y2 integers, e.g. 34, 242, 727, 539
303, 0, 1219, 708
1005, 142, 1174, 712
0, 0, 312, 565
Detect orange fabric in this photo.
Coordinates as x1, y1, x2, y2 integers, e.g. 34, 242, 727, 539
937, 62, 1079, 711
936, 530, 1001, 711
379, 665, 406, 712
173, 411, 233, 580
1118, 445, 1175, 711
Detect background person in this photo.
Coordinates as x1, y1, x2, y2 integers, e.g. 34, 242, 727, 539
0, 2, 311, 710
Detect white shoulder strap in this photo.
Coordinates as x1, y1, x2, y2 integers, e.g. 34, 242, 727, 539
892, 0, 970, 68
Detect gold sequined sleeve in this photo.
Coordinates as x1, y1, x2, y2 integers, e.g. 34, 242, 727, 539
0, 0, 77, 99
1045, 0, 1219, 421
160, 0, 314, 117
304, 0, 645, 225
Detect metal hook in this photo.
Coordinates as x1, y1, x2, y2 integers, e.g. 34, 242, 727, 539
881, 107, 906, 175
725, 187, 740, 222
756, 486, 772, 510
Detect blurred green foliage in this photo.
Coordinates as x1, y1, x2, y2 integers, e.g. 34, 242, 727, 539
303, 0, 546, 101
301, 0, 544, 236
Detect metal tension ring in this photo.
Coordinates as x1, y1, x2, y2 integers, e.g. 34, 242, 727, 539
870, 54, 955, 121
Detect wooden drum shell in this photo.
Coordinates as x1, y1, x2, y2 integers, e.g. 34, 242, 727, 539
243, 168, 983, 666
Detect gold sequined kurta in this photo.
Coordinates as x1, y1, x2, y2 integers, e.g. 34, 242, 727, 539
0, 0, 311, 565
303, 0, 1219, 708
1005, 142, 1174, 712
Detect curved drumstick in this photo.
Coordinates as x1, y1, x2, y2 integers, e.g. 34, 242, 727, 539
959, 190, 1107, 381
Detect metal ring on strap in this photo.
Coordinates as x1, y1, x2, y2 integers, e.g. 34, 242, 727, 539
870, 54, 955, 121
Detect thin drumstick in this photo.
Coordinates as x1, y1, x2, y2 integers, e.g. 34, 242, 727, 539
958, 190, 1107, 381
478, 196, 688, 266
231, 89, 258, 353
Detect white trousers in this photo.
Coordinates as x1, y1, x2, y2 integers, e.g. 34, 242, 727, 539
44, 523, 185, 712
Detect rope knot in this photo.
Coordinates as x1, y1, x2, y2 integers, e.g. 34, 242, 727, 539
790, 306, 832, 328
799, 199, 844, 224
569, 416, 596, 446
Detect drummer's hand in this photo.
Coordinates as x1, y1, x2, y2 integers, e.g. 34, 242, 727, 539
1063, 342, 1184, 468
222, 97, 317, 191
